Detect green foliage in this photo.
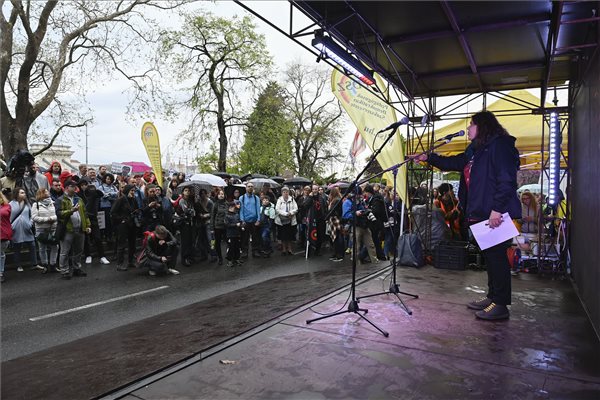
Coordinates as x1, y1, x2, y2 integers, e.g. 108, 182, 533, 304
160, 11, 273, 171
196, 144, 220, 172
239, 82, 295, 176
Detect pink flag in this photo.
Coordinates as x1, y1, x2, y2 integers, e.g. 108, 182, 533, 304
349, 130, 366, 162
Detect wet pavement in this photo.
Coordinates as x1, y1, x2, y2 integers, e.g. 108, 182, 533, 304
122, 267, 600, 400
3, 263, 600, 399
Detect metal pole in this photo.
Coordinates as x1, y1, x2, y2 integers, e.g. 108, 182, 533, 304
85, 124, 89, 164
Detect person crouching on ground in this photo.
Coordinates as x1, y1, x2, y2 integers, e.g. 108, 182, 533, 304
225, 202, 242, 267
139, 225, 179, 276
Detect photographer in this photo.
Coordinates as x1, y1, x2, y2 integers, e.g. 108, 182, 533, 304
111, 184, 140, 271
138, 225, 179, 276
176, 186, 197, 266
352, 187, 379, 264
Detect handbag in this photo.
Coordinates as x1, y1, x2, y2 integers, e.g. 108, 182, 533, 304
37, 230, 59, 245
55, 221, 66, 240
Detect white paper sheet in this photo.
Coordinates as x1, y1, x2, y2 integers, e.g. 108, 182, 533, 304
469, 212, 519, 250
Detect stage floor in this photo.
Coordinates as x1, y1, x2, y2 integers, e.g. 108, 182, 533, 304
3, 262, 599, 399
122, 266, 600, 400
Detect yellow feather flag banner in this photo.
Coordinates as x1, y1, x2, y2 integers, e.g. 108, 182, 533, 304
331, 70, 407, 203
141, 122, 163, 186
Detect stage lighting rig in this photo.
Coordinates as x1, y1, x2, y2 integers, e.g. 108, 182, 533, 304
547, 112, 562, 206
312, 31, 375, 86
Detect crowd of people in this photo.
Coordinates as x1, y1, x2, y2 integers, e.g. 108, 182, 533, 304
0, 151, 411, 283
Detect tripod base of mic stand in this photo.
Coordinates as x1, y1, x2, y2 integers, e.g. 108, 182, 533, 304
306, 300, 389, 337
357, 281, 419, 316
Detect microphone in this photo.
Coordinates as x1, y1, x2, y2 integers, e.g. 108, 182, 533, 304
436, 130, 465, 142
377, 117, 410, 133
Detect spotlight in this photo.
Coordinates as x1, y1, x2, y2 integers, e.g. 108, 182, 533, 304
547, 112, 562, 206
312, 32, 375, 86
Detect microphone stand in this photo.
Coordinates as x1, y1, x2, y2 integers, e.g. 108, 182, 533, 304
355, 137, 460, 314
306, 123, 407, 337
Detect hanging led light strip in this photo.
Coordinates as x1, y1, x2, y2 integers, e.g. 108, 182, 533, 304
547, 112, 562, 206
312, 33, 375, 85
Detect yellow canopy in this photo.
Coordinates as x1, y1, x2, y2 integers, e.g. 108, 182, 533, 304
411, 90, 568, 169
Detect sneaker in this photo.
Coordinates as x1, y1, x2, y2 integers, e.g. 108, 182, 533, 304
467, 297, 493, 310
32, 264, 45, 271
17, 266, 24, 272
333, 257, 344, 262
73, 269, 87, 277
100, 257, 110, 265
345, 248, 351, 254
85, 256, 92, 264
475, 303, 510, 320
167, 268, 180, 275
148, 270, 157, 276
234, 259, 244, 265
329, 256, 337, 261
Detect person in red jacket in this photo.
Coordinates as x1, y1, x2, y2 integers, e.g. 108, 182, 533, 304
44, 161, 62, 186
1, 190, 13, 283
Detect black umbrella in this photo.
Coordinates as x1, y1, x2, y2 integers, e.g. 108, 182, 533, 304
241, 173, 268, 182
270, 176, 285, 184
283, 176, 312, 186
175, 180, 212, 197
211, 171, 232, 179
224, 184, 246, 199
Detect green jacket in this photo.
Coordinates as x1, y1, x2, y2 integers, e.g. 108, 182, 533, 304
56, 194, 90, 233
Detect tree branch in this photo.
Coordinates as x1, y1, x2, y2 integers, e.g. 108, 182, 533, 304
31, 118, 92, 157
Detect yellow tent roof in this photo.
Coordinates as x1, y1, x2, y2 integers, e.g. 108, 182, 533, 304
410, 90, 568, 169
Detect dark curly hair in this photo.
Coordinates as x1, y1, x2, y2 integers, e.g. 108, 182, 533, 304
471, 111, 509, 147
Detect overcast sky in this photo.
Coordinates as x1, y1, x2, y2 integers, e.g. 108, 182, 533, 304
58, 1, 345, 168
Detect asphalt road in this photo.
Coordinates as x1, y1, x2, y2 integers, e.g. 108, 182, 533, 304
1, 250, 348, 361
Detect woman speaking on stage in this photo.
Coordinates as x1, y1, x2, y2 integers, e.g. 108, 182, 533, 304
413, 111, 521, 320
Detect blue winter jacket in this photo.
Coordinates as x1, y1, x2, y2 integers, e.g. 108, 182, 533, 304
239, 193, 261, 223
428, 134, 521, 222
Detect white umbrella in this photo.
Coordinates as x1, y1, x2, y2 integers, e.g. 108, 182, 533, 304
249, 178, 280, 190
518, 183, 549, 194
190, 173, 227, 187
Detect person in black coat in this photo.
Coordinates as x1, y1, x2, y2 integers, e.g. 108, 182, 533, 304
111, 184, 140, 271
413, 111, 520, 321
363, 184, 387, 260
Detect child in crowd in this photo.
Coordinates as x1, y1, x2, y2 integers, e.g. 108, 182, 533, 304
259, 196, 276, 257
225, 202, 242, 267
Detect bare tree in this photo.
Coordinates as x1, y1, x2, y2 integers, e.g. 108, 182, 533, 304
283, 62, 344, 178
158, 12, 272, 171
0, 0, 184, 160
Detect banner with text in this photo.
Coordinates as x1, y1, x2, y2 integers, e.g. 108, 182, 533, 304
331, 70, 407, 203
141, 122, 163, 186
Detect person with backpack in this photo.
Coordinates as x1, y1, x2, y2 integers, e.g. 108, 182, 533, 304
31, 188, 58, 273
239, 182, 261, 258
55, 180, 91, 279
258, 196, 276, 257
137, 225, 179, 276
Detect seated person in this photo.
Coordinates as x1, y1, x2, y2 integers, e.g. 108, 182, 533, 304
139, 225, 180, 276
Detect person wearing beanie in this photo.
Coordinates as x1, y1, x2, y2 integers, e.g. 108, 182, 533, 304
78, 178, 109, 265
55, 179, 91, 279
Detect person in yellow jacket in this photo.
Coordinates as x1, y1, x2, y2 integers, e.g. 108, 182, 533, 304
55, 180, 91, 280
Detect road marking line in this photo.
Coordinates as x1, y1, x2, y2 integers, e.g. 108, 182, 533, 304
29, 286, 169, 322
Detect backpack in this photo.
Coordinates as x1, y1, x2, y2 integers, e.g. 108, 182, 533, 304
136, 231, 155, 266
397, 233, 424, 268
